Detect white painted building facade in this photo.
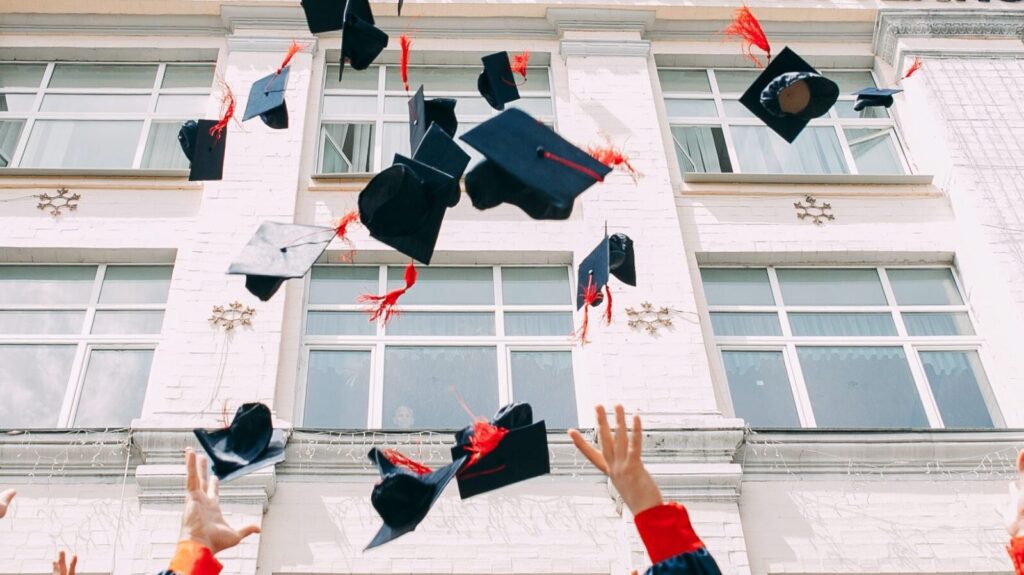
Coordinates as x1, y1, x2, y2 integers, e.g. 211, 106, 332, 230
1, 1, 1024, 574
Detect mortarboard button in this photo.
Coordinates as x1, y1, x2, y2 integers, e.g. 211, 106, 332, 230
228, 221, 336, 301
179, 119, 227, 182
450, 403, 550, 499
412, 123, 470, 208
408, 85, 458, 153
852, 87, 902, 112
477, 52, 520, 111
301, 0, 345, 34
339, 0, 388, 82
193, 403, 287, 483
243, 67, 290, 130
460, 108, 611, 220
739, 47, 840, 143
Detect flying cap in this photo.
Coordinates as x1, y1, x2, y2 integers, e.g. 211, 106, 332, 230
477, 52, 520, 111
739, 47, 840, 143
228, 221, 335, 301
853, 87, 902, 112
408, 85, 458, 153
460, 108, 611, 220
450, 403, 550, 499
193, 403, 287, 483
243, 67, 290, 130
301, 0, 345, 34
412, 123, 470, 208
339, 0, 388, 82
178, 119, 227, 182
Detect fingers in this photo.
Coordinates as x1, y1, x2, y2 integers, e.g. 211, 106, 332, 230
1017, 450, 1024, 481
185, 448, 199, 493
68, 555, 77, 575
629, 414, 643, 464
237, 525, 261, 541
568, 429, 609, 474
0, 489, 15, 507
613, 405, 628, 457
595, 405, 616, 467
56, 551, 66, 575
207, 476, 219, 502
196, 453, 209, 497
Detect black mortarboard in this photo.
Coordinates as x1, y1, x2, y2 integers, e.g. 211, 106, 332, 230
853, 87, 902, 111
412, 123, 470, 208
358, 161, 452, 264
242, 67, 290, 130
450, 403, 550, 499
339, 0, 388, 82
301, 0, 345, 34
739, 47, 840, 143
228, 221, 335, 301
460, 108, 611, 220
478, 52, 520, 111
178, 119, 227, 182
194, 403, 287, 482
608, 233, 637, 287
408, 85, 458, 153
366, 448, 466, 550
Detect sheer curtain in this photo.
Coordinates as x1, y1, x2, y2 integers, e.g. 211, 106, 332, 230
510, 351, 577, 428
788, 312, 896, 337
304, 350, 372, 429
0, 120, 23, 166
322, 123, 374, 173
22, 120, 141, 168
919, 350, 994, 428
733, 126, 848, 174
142, 122, 189, 169
721, 350, 800, 427
710, 312, 782, 336
671, 126, 731, 173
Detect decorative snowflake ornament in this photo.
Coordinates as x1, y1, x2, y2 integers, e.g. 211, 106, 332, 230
209, 302, 256, 331
794, 195, 835, 225
36, 188, 81, 217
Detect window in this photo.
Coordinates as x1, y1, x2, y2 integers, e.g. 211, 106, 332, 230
317, 62, 554, 174
300, 265, 577, 430
702, 266, 999, 429
659, 69, 908, 176
0, 62, 214, 170
0, 265, 172, 428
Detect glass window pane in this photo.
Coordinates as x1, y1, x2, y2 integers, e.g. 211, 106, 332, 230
386, 312, 494, 336
322, 95, 378, 116
382, 346, 498, 429
304, 350, 371, 428
919, 350, 995, 429
99, 266, 172, 304
713, 70, 759, 93
325, 65, 380, 90
320, 123, 374, 173
142, 122, 190, 170
380, 122, 410, 167
49, 64, 157, 89
0, 345, 76, 428
21, 120, 143, 169
671, 126, 732, 173
797, 346, 928, 428
0, 265, 97, 305
777, 269, 887, 306
710, 312, 781, 336
162, 65, 215, 89
0, 94, 37, 112
155, 94, 208, 115
0, 63, 46, 88
887, 268, 963, 305
0, 311, 85, 335
502, 267, 570, 305
664, 99, 718, 117
504, 312, 573, 336
700, 268, 774, 306
826, 71, 876, 93
506, 97, 553, 117
834, 100, 889, 119
721, 351, 800, 428
73, 349, 153, 427
387, 267, 493, 305
510, 350, 577, 428
309, 267, 379, 304
903, 312, 975, 336
305, 311, 375, 336
40, 94, 150, 113
456, 121, 484, 169
91, 311, 164, 335
733, 126, 849, 175
789, 313, 897, 337
386, 66, 480, 91
658, 70, 711, 93
0, 120, 25, 167
384, 95, 493, 117
721, 99, 756, 118
845, 128, 904, 175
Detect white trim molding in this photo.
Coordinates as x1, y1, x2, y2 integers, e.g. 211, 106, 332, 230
874, 9, 1024, 64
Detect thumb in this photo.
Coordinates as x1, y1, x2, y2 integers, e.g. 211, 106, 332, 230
236, 525, 261, 541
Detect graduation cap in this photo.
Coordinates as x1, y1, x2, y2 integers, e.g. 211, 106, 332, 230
366, 448, 466, 549
576, 231, 636, 308
478, 52, 520, 111
412, 123, 470, 208
193, 403, 286, 483
301, 0, 345, 34
339, 0, 388, 82
178, 119, 227, 182
853, 87, 902, 111
228, 221, 335, 301
242, 67, 290, 130
460, 108, 612, 220
450, 403, 550, 499
408, 85, 458, 153
739, 47, 840, 143
358, 160, 454, 265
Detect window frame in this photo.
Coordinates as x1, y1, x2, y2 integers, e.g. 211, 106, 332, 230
705, 265, 1002, 429
296, 264, 578, 429
659, 68, 912, 176
0, 61, 213, 170
0, 263, 169, 427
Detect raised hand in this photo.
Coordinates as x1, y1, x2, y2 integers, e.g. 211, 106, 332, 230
52, 551, 77, 575
568, 404, 663, 515
180, 447, 261, 554
0, 489, 14, 518
1007, 450, 1024, 538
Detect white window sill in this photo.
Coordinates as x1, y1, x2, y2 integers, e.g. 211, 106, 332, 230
682, 172, 934, 186
0, 168, 190, 179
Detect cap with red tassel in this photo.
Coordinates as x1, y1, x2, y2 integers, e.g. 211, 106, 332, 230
722, 6, 772, 67
574, 273, 603, 344
359, 261, 417, 324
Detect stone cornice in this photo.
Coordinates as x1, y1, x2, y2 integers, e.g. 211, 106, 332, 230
560, 39, 651, 58
0, 430, 136, 478
647, 19, 875, 44
874, 9, 1024, 64
545, 8, 656, 34
0, 13, 225, 36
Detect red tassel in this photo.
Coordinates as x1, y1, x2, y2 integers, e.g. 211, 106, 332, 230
588, 143, 641, 182
603, 285, 613, 325
400, 34, 412, 92
900, 57, 923, 81
542, 151, 605, 183
722, 6, 771, 67
208, 85, 236, 141
510, 51, 530, 81
382, 449, 432, 475
333, 210, 361, 262
462, 420, 510, 469
358, 261, 417, 324
574, 274, 602, 344
278, 40, 304, 74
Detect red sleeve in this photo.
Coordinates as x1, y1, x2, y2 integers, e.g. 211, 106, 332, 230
634, 502, 705, 564
169, 541, 223, 575
1008, 536, 1024, 575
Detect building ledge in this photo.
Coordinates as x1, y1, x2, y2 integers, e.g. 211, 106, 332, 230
0, 429, 136, 478
682, 172, 934, 186
0, 169, 197, 191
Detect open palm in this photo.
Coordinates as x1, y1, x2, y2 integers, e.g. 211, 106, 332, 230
180, 448, 260, 554
0, 489, 14, 519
